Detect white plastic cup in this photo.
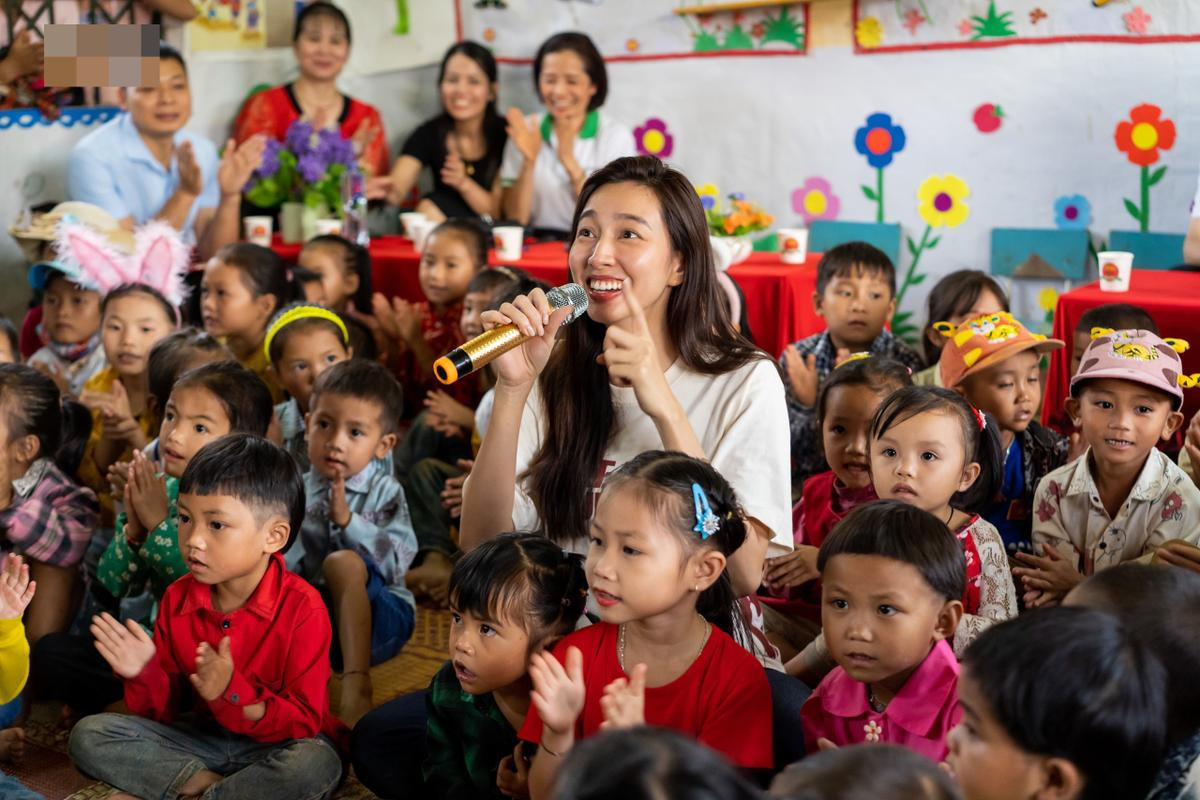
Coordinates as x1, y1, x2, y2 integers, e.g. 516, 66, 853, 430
1098, 251, 1134, 292
399, 212, 428, 239
493, 226, 524, 261
243, 216, 273, 247
314, 218, 343, 237
409, 218, 436, 252
777, 228, 809, 264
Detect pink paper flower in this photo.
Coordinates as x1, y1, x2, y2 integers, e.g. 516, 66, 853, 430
957, 18, 974, 36
1124, 6, 1151, 35
903, 8, 926, 34
791, 177, 840, 223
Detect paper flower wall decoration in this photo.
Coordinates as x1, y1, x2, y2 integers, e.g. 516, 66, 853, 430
695, 183, 720, 211
1115, 103, 1175, 232
634, 118, 674, 159
792, 178, 840, 224
855, 16, 883, 49
1053, 195, 1091, 230
855, 113, 906, 223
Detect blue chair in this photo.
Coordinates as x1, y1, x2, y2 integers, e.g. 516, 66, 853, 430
809, 220, 902, 266
1107, 230, 1186, 270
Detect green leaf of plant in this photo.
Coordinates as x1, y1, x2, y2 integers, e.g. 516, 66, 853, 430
892, 310, 913, 326
1147, 166, 1168, 186
861, 185, 878, 201
927, 236, 941, 249
1123, 198, 1143, 223
909, 272, 927, 285
906, 238, 918, 257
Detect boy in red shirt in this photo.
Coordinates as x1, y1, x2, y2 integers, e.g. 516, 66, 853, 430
68, 435, 346, 800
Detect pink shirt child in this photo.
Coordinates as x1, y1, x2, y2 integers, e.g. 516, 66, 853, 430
800, 638, 960, 761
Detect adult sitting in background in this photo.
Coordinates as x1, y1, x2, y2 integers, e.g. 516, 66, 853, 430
234, 1, 388, 179
67, 45, 265, 261
367, 42, 506, 223
500, 32, 635, 238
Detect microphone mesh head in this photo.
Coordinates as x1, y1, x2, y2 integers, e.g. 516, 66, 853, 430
547, 283, 589, 325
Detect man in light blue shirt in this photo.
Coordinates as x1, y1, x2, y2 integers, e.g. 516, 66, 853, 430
68, 45, 265, 261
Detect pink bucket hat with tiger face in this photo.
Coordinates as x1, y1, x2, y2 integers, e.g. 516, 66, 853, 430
1070, 328, 1189, 410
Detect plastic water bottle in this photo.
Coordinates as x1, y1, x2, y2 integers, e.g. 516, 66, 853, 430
341, 171, 369, 247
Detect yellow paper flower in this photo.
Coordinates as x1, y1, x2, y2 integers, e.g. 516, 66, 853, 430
856, 16, 883, 49
1038, 288, 1059, 313
917, 174, 970, 229
696, 183, 719, 210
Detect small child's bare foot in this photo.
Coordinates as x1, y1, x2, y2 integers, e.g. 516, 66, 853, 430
339, 671, 374, 727
406, 553, 453, 608
0, 727, 26, 764
177, 768, 221, 798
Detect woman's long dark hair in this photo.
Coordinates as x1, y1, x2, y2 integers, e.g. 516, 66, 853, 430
525, 157, 765, 545
435, 41, 505, 184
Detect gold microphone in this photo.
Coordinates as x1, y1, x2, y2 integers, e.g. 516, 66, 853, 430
433, 283, 589, 384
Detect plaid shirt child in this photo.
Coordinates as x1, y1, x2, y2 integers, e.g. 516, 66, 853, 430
780, 329, 923, 492
0, 458, 99, 567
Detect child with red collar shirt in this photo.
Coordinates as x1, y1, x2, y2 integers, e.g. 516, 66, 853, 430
68, 435, 346, 800
373, 219, 487, 417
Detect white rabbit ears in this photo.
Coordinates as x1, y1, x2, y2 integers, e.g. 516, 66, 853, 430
53, 218, 191, 307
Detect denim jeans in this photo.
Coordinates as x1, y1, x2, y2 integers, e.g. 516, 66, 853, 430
69, 713, 342, 800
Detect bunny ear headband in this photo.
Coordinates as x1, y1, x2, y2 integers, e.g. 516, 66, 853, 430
54, 218, 191, 308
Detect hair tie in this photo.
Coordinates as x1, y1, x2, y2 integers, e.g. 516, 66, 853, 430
971, 405, 986, 431
692, 483, 720, 539
263, 304, 350, 361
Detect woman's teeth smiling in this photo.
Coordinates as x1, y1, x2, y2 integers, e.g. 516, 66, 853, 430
589, 278, 623, 293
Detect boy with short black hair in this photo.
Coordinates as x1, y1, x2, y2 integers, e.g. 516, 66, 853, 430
294, 359, 417, 725
781, 242, 922, 490
68, 435, 345, 800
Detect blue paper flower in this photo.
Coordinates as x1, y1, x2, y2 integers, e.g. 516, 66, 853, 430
854, 113, 906, 169
1053, 195, 1091, 230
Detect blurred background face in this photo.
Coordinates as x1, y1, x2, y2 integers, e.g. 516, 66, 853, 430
294, 15, 349, 83
538, 49, 596, 123
125, 57, 190, 138
440, 52, 493, 122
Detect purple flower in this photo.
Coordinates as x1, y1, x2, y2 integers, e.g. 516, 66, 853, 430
255, 138, 282, 179
316, 128, 356, 168
297, 152, 326, 183
285, 120, 315, 155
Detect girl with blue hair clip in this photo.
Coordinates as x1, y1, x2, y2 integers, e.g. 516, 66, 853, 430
517, 450, 774, 799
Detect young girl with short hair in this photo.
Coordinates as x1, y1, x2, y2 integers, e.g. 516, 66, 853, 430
521, 451, 774, 799
914, 269, 1008, 385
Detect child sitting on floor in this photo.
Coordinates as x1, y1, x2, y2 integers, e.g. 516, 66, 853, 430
263, 304, 353, 471
947, 607, 1167, 800
200, 243, 292, 403
421, 532, 587, 798
1015, 329, 1200, 606
295, 234, 377, 358
760, 355, 912, 659
521, 451, 774, 799
938, 312, 1069, 561
0, 555, 38, 800
26, 258, 106, 398
800, 500, 964, 760
0, 364, 98, 646
69, 434, 346, 800
912, 269, 1008, 387
781, 242, 923, 492
373, 218, 487, 417
33, 362, 273, 718
292, 359, 417, 726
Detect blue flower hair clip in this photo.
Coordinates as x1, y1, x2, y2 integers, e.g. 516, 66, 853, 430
692, 483, 720, 539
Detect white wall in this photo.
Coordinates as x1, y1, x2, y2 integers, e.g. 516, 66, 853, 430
4, 27, 1199, 329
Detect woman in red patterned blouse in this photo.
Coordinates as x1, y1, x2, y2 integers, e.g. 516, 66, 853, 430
233, 1, 389, 179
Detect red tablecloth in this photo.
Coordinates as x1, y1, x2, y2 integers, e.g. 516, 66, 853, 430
1043, 270, 1200, 428
272, 235, 824, 357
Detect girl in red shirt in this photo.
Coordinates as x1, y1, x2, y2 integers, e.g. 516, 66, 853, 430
520, 451, 773, 799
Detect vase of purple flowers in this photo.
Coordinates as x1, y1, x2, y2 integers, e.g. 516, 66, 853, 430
244, 119, 359, 243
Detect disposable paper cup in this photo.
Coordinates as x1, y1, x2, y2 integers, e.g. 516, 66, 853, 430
1098, 251, 1133, 292
399, 212, 427, 238
493, 226, 524, 261
409, 218, 436, 252
243, 216, 272, 247
777, 228, 809, 264
314, 218, 343, 237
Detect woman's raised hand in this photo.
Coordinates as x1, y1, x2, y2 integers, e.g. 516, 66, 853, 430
479, 287, 570, 390
505, 107, 541, 163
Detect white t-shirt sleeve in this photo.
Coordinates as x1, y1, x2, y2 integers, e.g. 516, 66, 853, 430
706, 359, 793, 554
593, 117, 637, 171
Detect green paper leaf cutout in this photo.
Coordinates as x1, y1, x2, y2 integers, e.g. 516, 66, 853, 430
909, 272, 927, 285
861, 185, 878, 201
1147, 166, 1168, 187
1123, 198, 1143, 223
927, 236, 941, 249
906, 238, 919, 257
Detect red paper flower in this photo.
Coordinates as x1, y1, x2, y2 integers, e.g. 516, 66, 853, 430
1115, 104, 1176, 167
1163, 491, 1183, 520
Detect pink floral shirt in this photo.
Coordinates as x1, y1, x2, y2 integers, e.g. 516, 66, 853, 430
1033, 448, 1200, 574
801, 639, 960, 761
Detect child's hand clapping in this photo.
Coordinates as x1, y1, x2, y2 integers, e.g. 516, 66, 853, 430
127, 451, 169, 534
441, 459, 474, 520
530, 646, 586, 738
424, 390, 475, 432
0, 555, 35, 620
599, 663, 646, 730
1013, 544, 1081, 603
107, 459, 131, 497
763, 545, 821, 591
1153, 539, 1200, 575
783, 346, 820, 407
190, 637, 235, 701
329, 472, 352, 528
91, 612, 156, 680
496, 743, 532, 799
371, 293, 422, 348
